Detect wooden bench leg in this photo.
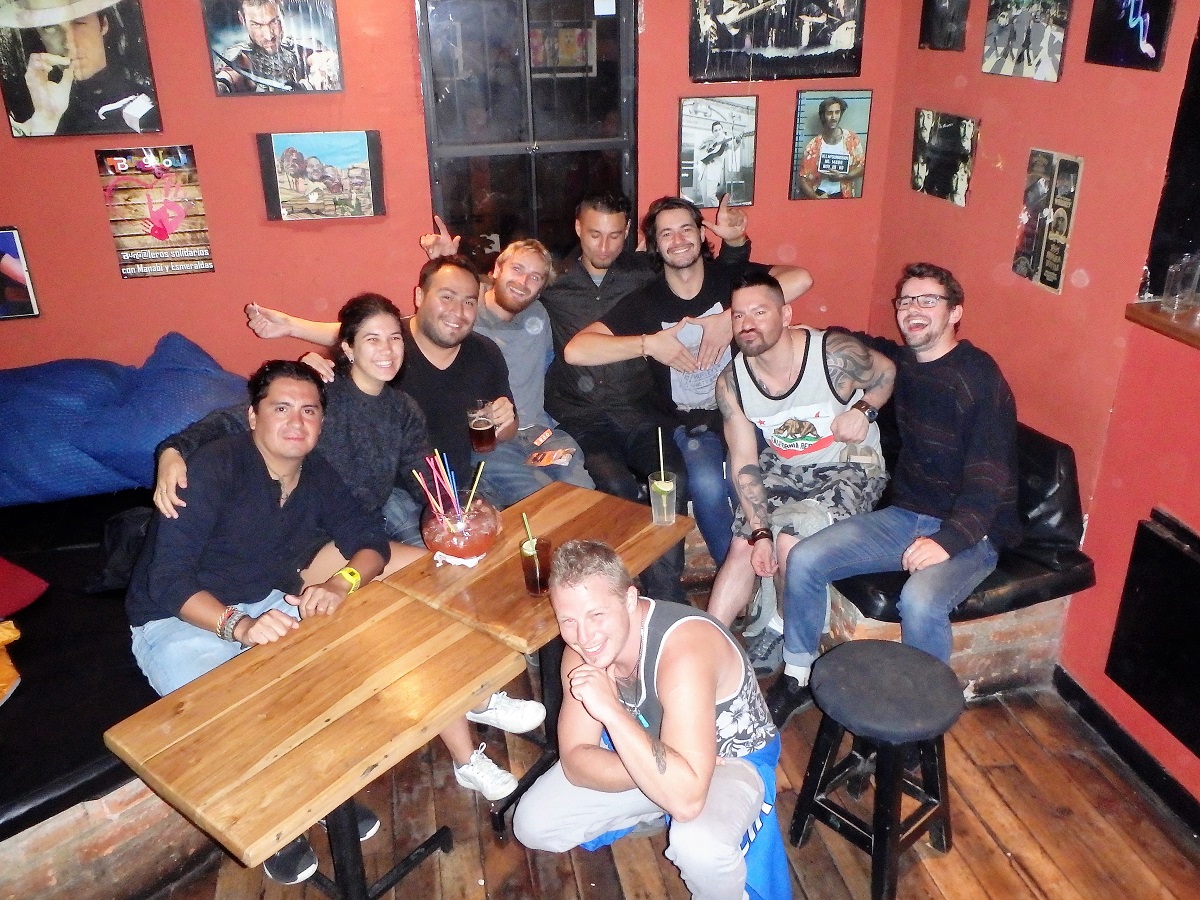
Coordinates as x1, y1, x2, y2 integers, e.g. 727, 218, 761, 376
870, 745, 904, 900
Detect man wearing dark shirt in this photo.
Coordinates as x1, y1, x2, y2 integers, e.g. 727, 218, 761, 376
127, 360, 390, 694
766, 262, 1020, 726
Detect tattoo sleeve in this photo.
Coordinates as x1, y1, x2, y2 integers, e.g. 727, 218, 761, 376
735, 463, 770, 532
824, 331, 876, 400
715, 364, 738, 421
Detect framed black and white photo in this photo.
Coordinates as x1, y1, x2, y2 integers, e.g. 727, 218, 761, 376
919, 0, 970, 50
0, 0, 161, 137
791, 90, 871, 200
0, 227, 38, 319
257, 131, 384, 220
679, 96, 757, 208
1084, 0, 1172, 71
912, 107, 979, 207
690, 0, 865, 82
201, 0, 343, 95
981, 0, 1071, 82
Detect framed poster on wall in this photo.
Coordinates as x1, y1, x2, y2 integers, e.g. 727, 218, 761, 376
679, 96, 757, 208
791, 90, 872, 199
690, 0, 865, 82
257, 130, 385, 220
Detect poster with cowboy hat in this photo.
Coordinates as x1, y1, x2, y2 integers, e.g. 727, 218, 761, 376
0, 0, 160, 137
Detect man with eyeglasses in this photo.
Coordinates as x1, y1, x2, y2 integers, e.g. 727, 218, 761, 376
765, 261, 1020, 727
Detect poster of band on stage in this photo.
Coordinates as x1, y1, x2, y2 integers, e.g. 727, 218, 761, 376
1012, 148, 1082, 294
96, 145, 214, 279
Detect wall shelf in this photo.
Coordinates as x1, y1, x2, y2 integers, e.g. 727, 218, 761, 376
1126, 301, 1200, 352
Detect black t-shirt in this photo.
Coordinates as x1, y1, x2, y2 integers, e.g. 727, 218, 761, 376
395, 321, 514, 481
601, 259, 761, 424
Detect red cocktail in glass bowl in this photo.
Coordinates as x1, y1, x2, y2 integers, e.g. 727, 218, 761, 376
421, 492, 500, 560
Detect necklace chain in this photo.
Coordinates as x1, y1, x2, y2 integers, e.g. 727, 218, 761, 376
265, 463, 302, 505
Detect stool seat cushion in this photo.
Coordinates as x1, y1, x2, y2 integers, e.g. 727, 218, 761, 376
809, 640, 964, 744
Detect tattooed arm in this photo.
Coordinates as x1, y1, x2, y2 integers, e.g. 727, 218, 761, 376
717, 363, 778, 577
825, 330, 896, 444
597, 620, 724, 821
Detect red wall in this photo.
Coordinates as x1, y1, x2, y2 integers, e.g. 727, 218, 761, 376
1062, 325, 1200, 796
0, 0, 435, 375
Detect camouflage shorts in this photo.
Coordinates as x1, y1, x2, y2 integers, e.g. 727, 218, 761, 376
732, 445, 888, 540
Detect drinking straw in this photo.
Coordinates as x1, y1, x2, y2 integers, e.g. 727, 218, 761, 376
412, 470, 444, 517
522, 512, 534, 543
464, 460, 485, 514
657, 427, 665, 478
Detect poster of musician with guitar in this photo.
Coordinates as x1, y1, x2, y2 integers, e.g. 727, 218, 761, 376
679, 96, 757, 207
691, 0, 865, 82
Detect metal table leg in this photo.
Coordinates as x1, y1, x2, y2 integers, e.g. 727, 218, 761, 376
309, 798, 452, 900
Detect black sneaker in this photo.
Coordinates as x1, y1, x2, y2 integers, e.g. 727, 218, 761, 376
320, 800, 381, 842
263, 835, 318, 885
765, 674, 814, 729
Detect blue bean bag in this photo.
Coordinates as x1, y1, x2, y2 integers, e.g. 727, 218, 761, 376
0, 333, 246, 507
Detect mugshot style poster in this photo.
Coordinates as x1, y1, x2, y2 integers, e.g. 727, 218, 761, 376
201, 0, 343, 94
690, 0, 865, 82
0, 227, 39, 320
0, 0, 161, 137
96, 146, 214, 279
679, 96, 757, 208
791, 90, 872, 200
911, 107, 979, 207
981, 0, 1071, 82
1084, 0, 1172, 71
1012, 149, 1082, 293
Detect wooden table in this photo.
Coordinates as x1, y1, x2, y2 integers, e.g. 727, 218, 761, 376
105, 483, 693, 894
389, 482, 694, 831
389, 481, 695, 654
105, 581, 525, 900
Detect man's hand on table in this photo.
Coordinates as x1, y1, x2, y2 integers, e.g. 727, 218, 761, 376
234, 609, 299, 646
288, 578, 352, 619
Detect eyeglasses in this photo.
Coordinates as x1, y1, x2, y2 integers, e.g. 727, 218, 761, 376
892, 293, 947, 310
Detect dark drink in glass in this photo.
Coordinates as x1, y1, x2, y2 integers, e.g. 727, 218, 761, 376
521, 537, 551, 595
468, 401, 496, 453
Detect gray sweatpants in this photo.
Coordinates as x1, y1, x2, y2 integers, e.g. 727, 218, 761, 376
513, 757, 765, 900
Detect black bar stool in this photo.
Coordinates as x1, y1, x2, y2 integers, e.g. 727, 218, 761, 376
788, 639, 964, 900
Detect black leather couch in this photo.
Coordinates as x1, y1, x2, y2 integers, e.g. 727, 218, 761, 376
0, 491, 157, 843
833, 422, 1096, 623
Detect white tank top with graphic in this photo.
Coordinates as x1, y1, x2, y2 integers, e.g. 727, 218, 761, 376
732, 328, 880, 468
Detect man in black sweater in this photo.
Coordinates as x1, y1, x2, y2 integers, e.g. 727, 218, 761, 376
766, 262, 1020, 727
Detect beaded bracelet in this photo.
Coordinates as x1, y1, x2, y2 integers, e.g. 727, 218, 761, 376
215, 605, 237, 638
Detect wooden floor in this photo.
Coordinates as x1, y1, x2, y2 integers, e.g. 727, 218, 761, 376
155, 671, 1200, 900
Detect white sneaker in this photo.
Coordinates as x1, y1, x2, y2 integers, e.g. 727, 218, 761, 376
465, 691, 546, 733
455, 744, 519, 801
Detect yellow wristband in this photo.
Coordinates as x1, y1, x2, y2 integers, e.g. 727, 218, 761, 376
335, 566, 361, 593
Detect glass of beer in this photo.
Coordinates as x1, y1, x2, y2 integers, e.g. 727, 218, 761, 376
520, 537, 551, 596
468, 400, 496, 453
648, 471, 676, 526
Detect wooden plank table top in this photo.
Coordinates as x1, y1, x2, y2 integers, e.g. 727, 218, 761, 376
385, 482, 694, 654
104, 580, 525, 868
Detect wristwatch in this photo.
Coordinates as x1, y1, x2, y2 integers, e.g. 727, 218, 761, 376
851, 399, 878, 423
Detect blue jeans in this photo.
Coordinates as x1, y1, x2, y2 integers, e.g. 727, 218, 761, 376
781, 506, 999, 664
674, 425, 734, 566
131, 590, 300, 696
382, 489, 425, 546
474, 425, 594, 509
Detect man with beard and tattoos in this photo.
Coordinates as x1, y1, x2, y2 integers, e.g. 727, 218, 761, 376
707, 269, 893, 690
